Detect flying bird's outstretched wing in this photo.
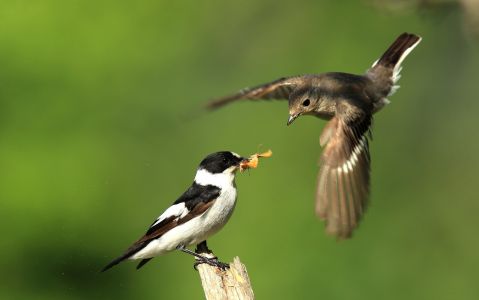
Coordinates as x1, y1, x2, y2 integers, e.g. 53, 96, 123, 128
206, 76, 301, 109
316, 100, 372, 239
101, 184, 220, 271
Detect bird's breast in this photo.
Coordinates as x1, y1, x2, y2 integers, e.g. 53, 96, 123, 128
314, 108, 335, 119
313, 98, 336, 119
199, 184, 237, 234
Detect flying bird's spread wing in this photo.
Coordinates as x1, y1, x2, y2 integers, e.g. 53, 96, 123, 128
316, 100, 372, 239
101, 184, 220, 271
206, 76, 301, 109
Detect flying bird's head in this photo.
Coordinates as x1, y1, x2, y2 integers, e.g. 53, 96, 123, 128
287, 88, 320, 126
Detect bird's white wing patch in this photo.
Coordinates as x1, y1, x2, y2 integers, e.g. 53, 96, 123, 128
151, 202, 188, 227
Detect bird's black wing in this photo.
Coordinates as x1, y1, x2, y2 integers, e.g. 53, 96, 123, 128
206, 76, 301, 109
316, 100, 372, 239
101, 184, 220, 272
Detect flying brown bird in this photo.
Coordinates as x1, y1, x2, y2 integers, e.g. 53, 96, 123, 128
206, 33, 422, 238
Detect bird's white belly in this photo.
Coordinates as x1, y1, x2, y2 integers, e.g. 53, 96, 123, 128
131, 186, 237, 259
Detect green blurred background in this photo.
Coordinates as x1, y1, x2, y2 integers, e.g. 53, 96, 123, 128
1, 0, 478, 299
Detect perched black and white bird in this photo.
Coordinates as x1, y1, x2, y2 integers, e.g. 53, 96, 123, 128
206, 33, 422, 238
102, 151, 248, 271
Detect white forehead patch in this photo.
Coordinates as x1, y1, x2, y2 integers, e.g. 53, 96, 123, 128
231, 152, 241, 158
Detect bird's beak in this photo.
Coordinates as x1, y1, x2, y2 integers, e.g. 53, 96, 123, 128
238, 157, 250, 172
287, 113, 299, 126
239, 157, 249, 166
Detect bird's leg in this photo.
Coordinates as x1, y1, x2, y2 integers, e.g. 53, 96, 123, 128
176, 244, 206, 260
195, 240, 213, 255
193, 240, 228, 270
176, 244, 229, 270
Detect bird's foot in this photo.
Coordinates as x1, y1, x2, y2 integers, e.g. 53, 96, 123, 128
176, 243, 229, 270
193, 256, 229, 271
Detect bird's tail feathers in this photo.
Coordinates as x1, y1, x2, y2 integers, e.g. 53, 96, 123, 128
136, 258, 153, 270
367, 33, 421, 96
100, 242, 147, 272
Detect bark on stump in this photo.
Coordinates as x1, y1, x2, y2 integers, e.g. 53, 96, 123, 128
196, 256, 254, 300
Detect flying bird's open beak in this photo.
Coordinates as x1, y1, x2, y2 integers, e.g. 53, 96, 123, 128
287, 113, 299, 126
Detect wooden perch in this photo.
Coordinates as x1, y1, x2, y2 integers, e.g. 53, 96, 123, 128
196, 256, 255, 300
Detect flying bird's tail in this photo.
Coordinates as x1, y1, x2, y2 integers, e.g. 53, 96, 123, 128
367, 33, 422, 98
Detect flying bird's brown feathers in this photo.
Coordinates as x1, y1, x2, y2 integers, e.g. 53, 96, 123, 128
206, 77, 300, 109
204, 32, 421, 239
368, 33, 421, 97
316, 101, 371, 238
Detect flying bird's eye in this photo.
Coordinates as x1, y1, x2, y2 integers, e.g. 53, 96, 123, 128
302, 99, 310, 107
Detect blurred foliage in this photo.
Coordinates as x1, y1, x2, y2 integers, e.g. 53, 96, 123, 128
0, 0, 478, 299
369, 0, 479, 36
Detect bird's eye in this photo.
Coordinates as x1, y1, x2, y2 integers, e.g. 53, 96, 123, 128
302, 99, 310, 107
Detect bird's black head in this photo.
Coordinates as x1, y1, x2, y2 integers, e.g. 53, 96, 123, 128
198, 151, 245, 174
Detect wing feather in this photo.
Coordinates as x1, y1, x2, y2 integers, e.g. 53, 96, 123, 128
101, 184, 220, 271
316, 102, 372, 239
206, 76, 301, 109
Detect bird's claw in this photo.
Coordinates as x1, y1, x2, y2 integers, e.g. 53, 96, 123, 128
193, 257, 229, 271
212, 260, 230, 270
